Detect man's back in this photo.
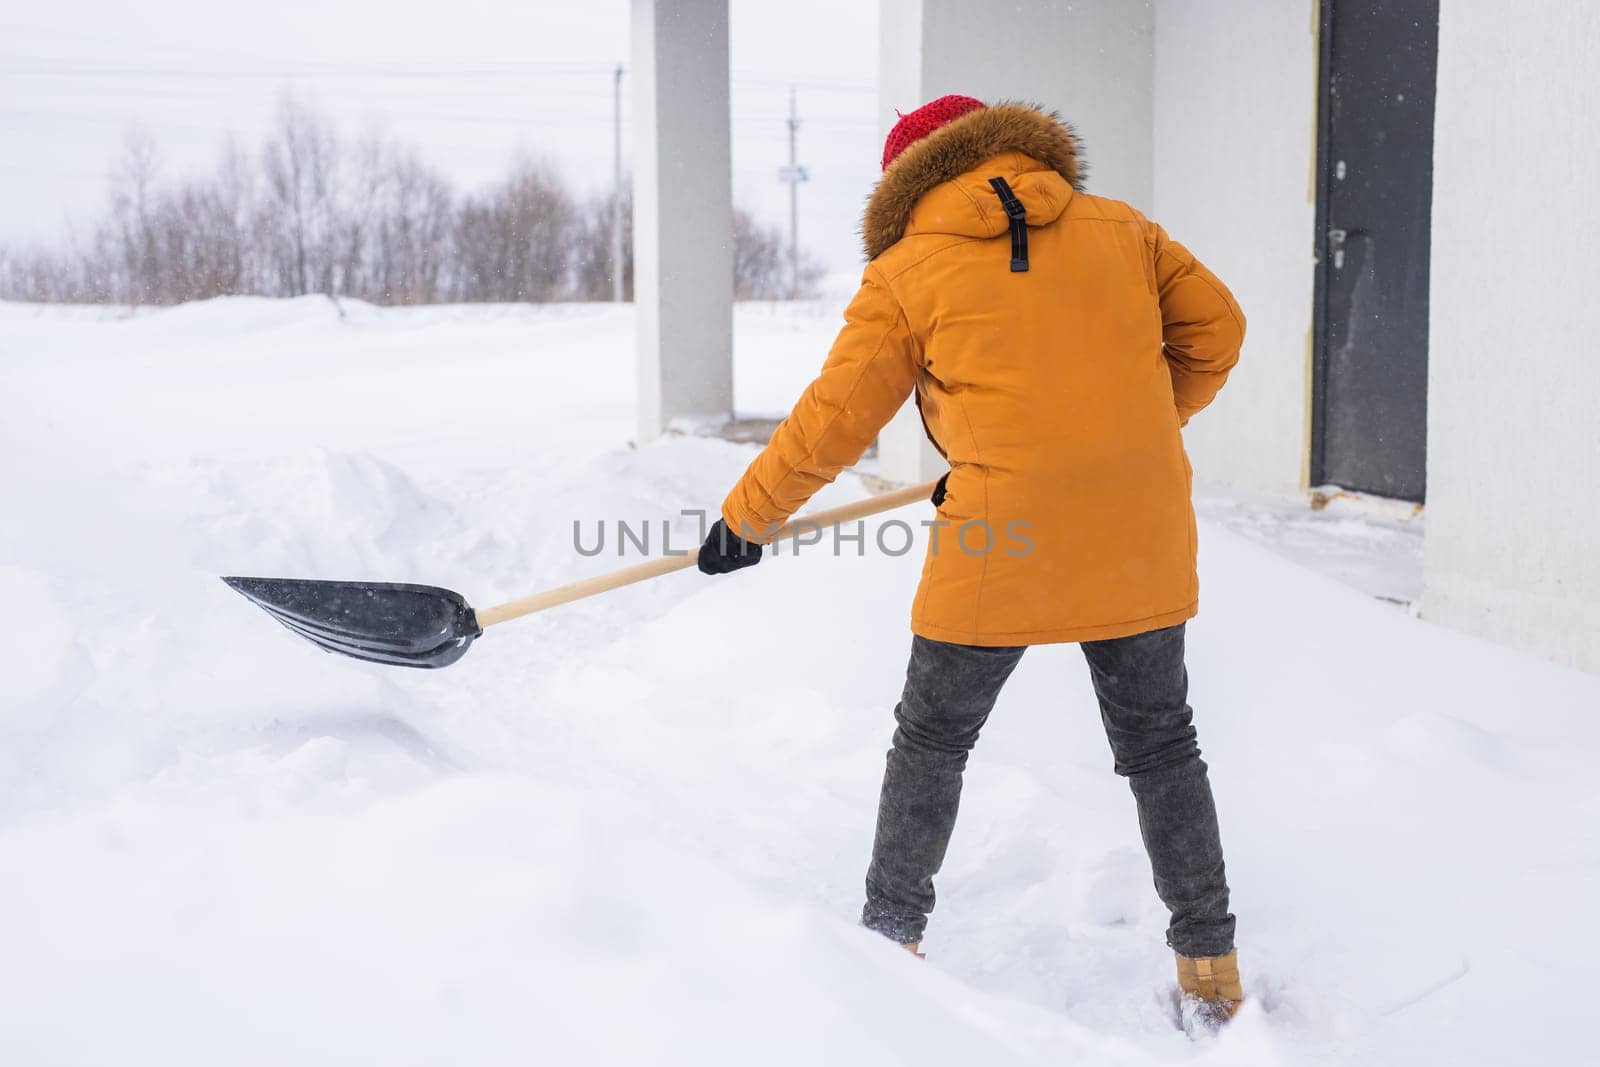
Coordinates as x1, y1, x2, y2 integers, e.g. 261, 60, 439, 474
719, 102, 1244, 646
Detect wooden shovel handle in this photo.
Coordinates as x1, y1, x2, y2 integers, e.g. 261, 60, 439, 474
474, 479, 939, 629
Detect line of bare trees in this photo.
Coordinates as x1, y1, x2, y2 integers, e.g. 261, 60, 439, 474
0, 98, 824, 307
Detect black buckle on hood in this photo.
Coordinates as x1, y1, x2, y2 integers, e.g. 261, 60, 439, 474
988, 176, 1029, 272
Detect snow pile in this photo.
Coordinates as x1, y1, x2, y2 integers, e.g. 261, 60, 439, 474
1, 297, 1596, 1064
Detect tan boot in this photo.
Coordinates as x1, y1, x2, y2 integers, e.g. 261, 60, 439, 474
1175, 950, 1243, 1025
903, 941, 926, 960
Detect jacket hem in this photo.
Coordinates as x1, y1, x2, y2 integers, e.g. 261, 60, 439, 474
910, 601, 1198, 647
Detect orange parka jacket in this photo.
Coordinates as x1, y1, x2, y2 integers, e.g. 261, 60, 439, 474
721, 103, 1245, 646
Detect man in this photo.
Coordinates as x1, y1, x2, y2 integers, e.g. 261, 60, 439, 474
698, 96, 1246, 1022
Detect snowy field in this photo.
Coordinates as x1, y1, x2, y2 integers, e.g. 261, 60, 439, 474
2, 297, 1597, 1065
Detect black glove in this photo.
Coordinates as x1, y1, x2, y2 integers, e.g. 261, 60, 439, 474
698, 519, 764, 575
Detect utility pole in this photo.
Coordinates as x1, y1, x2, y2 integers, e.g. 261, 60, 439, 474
786, 86, 800, 299
612, 62, 625, 303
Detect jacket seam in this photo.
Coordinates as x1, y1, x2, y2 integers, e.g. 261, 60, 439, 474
958, 181, 993, 231
879, 237, 981, 282
951, 391, 989, 633
1056, 214, 1140, 226
913, 600, 1199, 640
1156, 245, 1245, 338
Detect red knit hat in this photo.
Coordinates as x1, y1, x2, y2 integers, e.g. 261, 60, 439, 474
881, 94, 987, 170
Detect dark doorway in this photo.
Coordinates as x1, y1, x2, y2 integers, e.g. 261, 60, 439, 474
1312, 0, 1439, 502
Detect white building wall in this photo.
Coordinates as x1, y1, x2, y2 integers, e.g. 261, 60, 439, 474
876, 0, 1155, 484
909, 0, 1155, 209
1152, 0, 1319, 497
1422, 2, 1600, 674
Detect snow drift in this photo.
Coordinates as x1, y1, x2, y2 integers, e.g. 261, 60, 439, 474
1, 297, 1596, 1065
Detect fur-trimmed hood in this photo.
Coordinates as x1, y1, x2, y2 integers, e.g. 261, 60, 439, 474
861, 102, 1085, 260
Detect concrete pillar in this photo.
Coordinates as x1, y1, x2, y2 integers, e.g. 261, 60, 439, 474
875, 0, 1155, 483
632, 0, 733, 443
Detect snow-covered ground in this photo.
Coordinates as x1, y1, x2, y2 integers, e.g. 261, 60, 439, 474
1194, 488, 1423, 607
2, 297, 1597, 1065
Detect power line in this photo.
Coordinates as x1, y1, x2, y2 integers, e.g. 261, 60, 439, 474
731, 70, 873, 95
0, 64, 610, 81
0, 58, 876, 97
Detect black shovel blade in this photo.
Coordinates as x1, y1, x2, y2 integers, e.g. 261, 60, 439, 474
221, 577, 481, 669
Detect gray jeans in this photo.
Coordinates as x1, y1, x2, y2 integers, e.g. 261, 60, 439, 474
861, 623, 1236, 958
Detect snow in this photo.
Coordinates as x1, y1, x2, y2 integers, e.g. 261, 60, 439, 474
1195, 487, 1423, 607
2, 296, 1597, 1064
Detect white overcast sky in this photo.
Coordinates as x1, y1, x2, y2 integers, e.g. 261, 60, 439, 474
0, 0, 882, 273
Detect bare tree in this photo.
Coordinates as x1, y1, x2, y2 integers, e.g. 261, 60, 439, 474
106, 129, 162, 303
362, 141, 454, 304
0, 99, 827, 308
450, 158, 578, 302
260, 96, 343, 297
734, 207, 824, 299
573, 184, 632, 301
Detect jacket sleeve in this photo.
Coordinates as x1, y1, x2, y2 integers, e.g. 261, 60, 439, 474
721, 265, 920, 540
1148, 222, 1246, 425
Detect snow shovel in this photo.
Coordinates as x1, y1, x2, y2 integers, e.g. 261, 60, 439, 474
222, 480, 938, 670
